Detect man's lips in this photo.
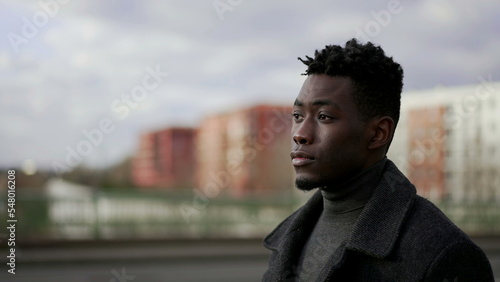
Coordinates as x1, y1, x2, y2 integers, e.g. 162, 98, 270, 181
290, 151, 315, 166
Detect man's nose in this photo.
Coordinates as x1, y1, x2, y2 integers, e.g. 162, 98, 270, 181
292, 123, 313, 145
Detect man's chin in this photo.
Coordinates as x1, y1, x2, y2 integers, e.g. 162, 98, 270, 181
295, 177, 321, 191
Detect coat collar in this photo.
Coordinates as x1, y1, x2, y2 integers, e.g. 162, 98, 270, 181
263, 190, 323, 252
264, 159, 416, 264
263, 190, 324, 279
346, 160, 416, 258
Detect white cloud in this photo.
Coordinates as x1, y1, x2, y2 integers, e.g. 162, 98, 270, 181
421, 0, 459, 24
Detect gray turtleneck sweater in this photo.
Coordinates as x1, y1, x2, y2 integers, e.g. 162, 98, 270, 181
297, 158, 387, 281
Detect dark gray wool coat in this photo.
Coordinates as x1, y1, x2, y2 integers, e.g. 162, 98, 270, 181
263, 160, 494, 281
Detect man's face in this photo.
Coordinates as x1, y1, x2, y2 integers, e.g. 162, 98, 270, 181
291, 75, 372, 191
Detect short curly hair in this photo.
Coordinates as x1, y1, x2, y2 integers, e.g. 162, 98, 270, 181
298, 38, 404, 126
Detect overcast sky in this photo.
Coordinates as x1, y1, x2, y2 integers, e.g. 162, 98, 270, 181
1, 0, 499, 172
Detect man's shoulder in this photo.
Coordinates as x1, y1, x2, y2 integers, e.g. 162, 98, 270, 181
405, 196, 468, 241
365, 195, 494, 280
398, 196, 494, 280
397, 195, 480, 258
381, 160, 473, 247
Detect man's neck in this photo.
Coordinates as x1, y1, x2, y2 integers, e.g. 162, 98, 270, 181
320, 157, 387, 213
296, 157, 388, 281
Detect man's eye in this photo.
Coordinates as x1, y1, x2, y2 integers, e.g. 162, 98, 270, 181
292, 113, 303, 121
318, 114, 329, 120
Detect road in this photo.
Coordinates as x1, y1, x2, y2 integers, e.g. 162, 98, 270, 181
0, 237, 498, 281
0, 239, 269, 282
1, 257, 268, 282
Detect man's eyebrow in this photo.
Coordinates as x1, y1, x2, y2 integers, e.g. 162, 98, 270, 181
312, 99, 341, 110
293, 98, 341, 110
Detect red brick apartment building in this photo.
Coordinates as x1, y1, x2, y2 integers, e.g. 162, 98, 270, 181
132, 127, 196, 189
196, 104, 293, 197
407, 107, 447, 199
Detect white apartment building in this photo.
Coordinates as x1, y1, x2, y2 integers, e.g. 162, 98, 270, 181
388, 80, 500, 203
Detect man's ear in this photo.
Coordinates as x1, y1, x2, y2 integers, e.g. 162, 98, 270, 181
367, 116, 395, 150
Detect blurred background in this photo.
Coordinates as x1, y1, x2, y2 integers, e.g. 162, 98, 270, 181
1, 0, 499, 281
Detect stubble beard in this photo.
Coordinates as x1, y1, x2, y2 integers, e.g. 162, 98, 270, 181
295, 176, 323, 191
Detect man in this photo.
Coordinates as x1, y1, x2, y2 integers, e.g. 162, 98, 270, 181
262, 39, 494, 281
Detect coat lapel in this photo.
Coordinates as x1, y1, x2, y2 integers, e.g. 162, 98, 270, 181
263, 191, 324, 280
346, 160, 416, 258
319, 160, 417, 281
